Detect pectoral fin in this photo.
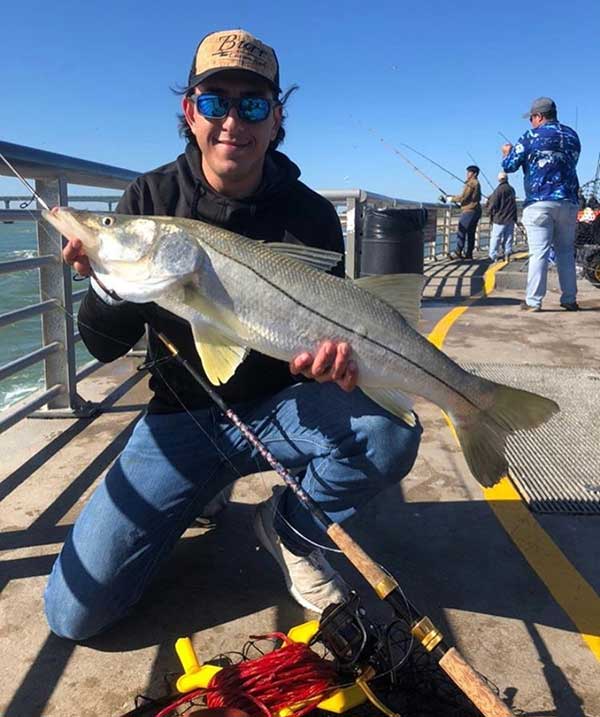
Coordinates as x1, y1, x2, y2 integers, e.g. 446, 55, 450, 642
189, 323, 248, 385
353, 274, 423, 328
182, 285, 248, 385
361, 387, 416, 427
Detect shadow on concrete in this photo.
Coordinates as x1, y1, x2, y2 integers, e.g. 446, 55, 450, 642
522, 623, 588, 717
0, 369, 146, 504
423, 261, 489, 299
85, 501, 308, 653
0, 418, 139, 552
4, 634, 75, 717
4, 491, 594, 716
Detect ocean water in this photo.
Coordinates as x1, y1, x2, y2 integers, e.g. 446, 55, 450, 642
0, 221, 92, 410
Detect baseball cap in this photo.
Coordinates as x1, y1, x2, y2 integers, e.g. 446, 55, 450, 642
522, 97, 556, 118
186, 29, 280, 94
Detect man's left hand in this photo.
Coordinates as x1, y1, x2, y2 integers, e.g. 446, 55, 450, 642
501, 143, 513, 157
290, 341, 358, 392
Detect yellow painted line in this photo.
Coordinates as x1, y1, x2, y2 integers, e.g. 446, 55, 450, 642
428, 260, 600, 662
428, 258, 505, 349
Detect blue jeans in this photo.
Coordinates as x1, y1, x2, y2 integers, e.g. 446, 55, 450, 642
456, 207, 482, 258
488, 223, 514, 260
45, 381, 421, 640
522, 201, 578, 308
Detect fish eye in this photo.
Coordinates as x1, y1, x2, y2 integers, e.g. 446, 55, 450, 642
102, 216, 114, 227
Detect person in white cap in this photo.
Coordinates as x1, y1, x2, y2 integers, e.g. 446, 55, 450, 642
485, 172, 518, 262
48, 28, 423, 640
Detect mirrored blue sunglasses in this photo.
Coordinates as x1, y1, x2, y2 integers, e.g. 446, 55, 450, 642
194, 94, 278, 123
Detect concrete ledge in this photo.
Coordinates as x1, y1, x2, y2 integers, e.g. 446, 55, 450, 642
494, 258, 562, 291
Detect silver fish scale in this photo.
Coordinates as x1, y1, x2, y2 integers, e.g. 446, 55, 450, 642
152, 217, 491, 406
189, 219, 416, 358
463, 363, 600, 514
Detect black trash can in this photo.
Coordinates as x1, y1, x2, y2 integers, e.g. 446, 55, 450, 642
359, 207, 427, 277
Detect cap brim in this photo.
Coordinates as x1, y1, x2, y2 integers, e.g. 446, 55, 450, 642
522, 111, 532, 118
186, 67, 280, 94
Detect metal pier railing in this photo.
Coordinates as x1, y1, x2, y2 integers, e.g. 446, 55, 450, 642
0, 141, 140, 433
0, 140, 515, 434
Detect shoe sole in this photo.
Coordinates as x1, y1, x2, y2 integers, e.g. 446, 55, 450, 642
253, 506, 326, 614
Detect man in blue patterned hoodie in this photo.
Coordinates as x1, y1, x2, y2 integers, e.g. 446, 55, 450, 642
501, 97, 581, 312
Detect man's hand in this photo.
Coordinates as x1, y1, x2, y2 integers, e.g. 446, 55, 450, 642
501, 143, 513, 157
63, 238, 92, 277
290, 340, 358, 392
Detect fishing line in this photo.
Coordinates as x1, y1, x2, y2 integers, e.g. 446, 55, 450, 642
31, 207, 518, 464
4, 163, 518, 508
0, 151, 51, 211
354, 120, 449, 196
400, 142, 465, 185
145, 331, 343, 555
466, 151, 494, 193
7, 200, 342, 555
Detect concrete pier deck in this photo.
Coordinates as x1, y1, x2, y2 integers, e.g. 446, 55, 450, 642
1, 257, 599, 717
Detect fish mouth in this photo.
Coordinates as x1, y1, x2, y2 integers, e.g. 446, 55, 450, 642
42, 207, 98, 250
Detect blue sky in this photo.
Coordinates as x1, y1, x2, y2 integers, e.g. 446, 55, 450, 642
1, 0, 598, 201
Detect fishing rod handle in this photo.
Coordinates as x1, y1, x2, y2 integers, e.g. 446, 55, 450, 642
326, 523, 396, 599
438, 648, 514, 717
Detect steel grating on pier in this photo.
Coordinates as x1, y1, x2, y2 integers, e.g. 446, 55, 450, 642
462, 364, 600, 514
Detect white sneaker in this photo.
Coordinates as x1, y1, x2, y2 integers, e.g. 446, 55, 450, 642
253, 487, 348, 614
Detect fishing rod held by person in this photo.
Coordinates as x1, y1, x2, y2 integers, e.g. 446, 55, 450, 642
155, 329, 515, 717
0, 151, 51, 211
401, 142, 465, 185
367, 128, 450, 198
467, 152, 494, 193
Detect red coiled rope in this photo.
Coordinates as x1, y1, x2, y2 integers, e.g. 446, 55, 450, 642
156, 633, 340, 717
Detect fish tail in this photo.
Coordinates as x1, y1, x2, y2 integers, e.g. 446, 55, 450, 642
451, 384, 559, 487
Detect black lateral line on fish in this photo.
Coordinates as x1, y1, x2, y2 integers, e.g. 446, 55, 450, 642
204, 240, 486, 414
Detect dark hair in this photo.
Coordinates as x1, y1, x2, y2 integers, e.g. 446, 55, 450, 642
540, 110, 558, 121
466, 165, 480, 175
173, 83, 299, 151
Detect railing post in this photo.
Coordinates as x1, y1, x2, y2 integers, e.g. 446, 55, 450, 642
34, 177, 96, 417
345, 196, 361, 279
443, 207, 451, 256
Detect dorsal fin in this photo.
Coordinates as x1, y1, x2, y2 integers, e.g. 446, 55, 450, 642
266, 242, 342, 272
353, 273, 423, 328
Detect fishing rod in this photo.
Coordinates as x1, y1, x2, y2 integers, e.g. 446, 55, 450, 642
467, 151, 495, 193
155, 329, 514, 717
1, 153, 513, 716
367, 128, 451, 198
0, 151, 51, 210
492, 136, 531, 243
400, 142, 465, 185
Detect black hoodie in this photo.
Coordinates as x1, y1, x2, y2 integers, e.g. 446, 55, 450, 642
78, 144, 345, 413
485, 179, 518, 224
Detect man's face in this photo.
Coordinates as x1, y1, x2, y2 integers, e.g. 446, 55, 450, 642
466, 170, 475, 181
530, 113, 543, 129
183, 70, 282, 195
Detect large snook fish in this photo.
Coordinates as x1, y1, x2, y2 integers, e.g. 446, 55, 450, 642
44, 207, 558, 487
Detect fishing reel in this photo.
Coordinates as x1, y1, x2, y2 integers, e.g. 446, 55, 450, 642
316, 592, 379, 670
120, 589, 492, 717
